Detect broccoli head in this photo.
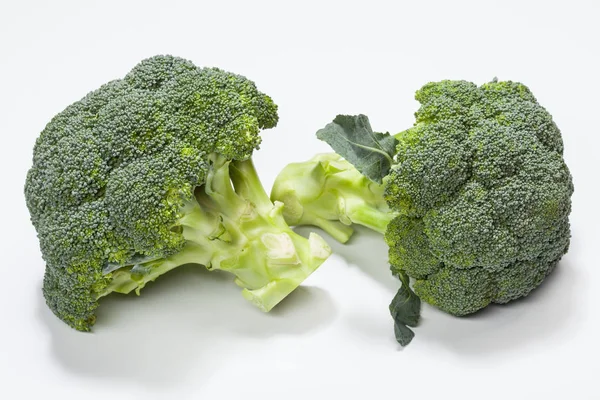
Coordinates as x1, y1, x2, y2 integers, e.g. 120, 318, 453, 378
271, 79, 573, 345
385, 79, 572, 316
25, 55, 330, 331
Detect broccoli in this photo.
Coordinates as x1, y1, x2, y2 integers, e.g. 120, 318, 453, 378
25, 55, 331, 331
271, 79, 573, 345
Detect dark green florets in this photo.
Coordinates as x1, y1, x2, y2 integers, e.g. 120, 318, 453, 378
25, 55, 279, 330
385, 79, 573, 316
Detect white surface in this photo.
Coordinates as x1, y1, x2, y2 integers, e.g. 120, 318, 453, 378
1, 1, 598, 399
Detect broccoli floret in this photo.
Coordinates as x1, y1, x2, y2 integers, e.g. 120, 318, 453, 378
271, 79, 573, 344
25, 55, 331, 331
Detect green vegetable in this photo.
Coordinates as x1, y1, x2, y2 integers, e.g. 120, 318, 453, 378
25, 55, 331, 331
271, 79, 573, 345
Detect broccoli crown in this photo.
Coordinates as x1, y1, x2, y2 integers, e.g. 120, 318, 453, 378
25, 55, 278, 330
385, 79, 573, 316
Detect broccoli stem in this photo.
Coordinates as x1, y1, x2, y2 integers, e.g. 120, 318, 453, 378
305, 217, 355, 244
344, 199, 395, 235
101, 243, 210, 297
229, 158, 273, 213
270, 154, 396, 243
101, 154, 331, 312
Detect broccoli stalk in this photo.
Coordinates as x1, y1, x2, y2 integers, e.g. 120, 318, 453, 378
271, 151, 420, 345
102, 155, 330, 311
271, 153, 395, 243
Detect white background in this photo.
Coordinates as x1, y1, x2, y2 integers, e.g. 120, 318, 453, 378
1, 1, 599, 399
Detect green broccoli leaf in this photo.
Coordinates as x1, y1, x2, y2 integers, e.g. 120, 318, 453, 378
316, 114, 398, 183
389, 270, 420, 346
